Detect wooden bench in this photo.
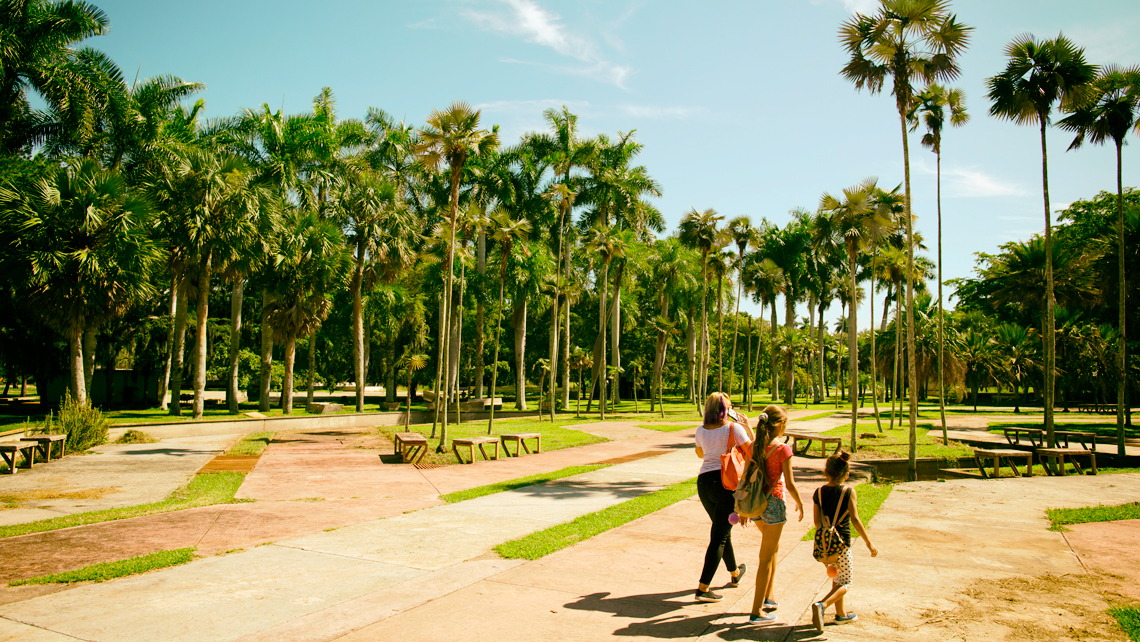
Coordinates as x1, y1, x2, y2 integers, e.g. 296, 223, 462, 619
452, 436, 499, 464
1037, 447, 1097, 476
501, 433, 541, 457
0, 441, 40, 474
972, 448, 1034, 479
782, 431, 841, 458
1002, 427, 1044, 448
1054, 430, 1097, 452
27, 434, 67, 463
393, 432, 428, 464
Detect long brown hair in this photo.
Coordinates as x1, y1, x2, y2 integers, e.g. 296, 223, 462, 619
751, 405, 788, 488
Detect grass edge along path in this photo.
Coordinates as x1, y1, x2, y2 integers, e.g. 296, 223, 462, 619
440, 464, 610, 503
9, 547, 197, 586
1108, 605, 1140, 640
1045, 501, 1140, 532
495, 477, 697, 560
802, 482, 893, 541
0, 472, 248, 539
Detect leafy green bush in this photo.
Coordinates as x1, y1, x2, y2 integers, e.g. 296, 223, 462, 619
35, 390, 109, 451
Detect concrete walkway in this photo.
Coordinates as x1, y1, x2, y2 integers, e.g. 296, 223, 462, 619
0, 411, 1135, 641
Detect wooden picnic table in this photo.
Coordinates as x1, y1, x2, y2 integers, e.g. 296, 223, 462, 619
27, 434, 66, 462
971, 448, 1033, 479
1037, 447, 1097, 476
393, 432, 428, 464
452, 436, 500, 464
1054, 430, 1097, 452
501, 433, 541, 457
782, 431, 841, 458
0, 441, 39, 473
1002, 427, 1044, 448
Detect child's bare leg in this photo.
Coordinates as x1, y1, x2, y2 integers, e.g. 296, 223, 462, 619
749, 522, 784, 616
822, 582, 847, 614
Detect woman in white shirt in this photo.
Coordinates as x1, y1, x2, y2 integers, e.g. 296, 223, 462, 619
693, 392, 754, 602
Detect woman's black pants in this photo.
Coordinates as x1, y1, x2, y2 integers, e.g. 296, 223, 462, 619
697, 469, 737, 586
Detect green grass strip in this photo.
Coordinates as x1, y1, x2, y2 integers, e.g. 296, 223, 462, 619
496, 478, 697, 560
226, 431, 274, 456
440, 464, 609, 503
636, 423, 694, 432
1045, 501, 1140, 532
9, 547, 197, 586
803, 482, 893, 541
1109, 605, 1140, 640
0, 472, 248, 539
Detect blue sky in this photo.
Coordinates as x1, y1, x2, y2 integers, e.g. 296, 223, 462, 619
91, 0, 1140, 326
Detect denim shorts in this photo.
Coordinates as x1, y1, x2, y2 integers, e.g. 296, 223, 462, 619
762, 495, 787, 525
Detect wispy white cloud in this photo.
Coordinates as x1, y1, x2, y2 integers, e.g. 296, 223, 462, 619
475, 98, 591, 115
617, 104, 707, 120
462, 0, 634, 89
916, 160, 1027, 198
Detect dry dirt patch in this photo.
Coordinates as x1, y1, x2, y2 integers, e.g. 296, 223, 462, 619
909, 572, 1127, 641
1, 487, 122, 509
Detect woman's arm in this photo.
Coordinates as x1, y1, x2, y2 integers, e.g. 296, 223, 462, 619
695, 446, 704, 458
812, 490, 822, 528
848, 488, 878, 556
781, 454, 804, 521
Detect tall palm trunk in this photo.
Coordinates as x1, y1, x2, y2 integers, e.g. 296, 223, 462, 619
158, 279, 177, 410
846, 243, 859, 451
716, 272, 724, 394
282, 335, 297, 414
685, 309, 696, 403
754, 310, 765, 406
899, 109, 919, 480
1114, 142, 1127, 454
744, 315, 753, 411
434, 163, 463, 450
729, 261, 744, 396
598, 259, 610, 419
784, 291, 795, 405
513, 298, 527, 411
611, 279, 621, 404
82, 326, 96, 404
697, 253, 709, 406
352, 237, 367, 412
809, 292, 819, 403
227, 278, 244, 413
192, 254, 213, 420
818, 300, 827, 401
307, 332, 317, 410
892, 281, 902, 431
770, 301, 779, 402
487, 269, 507, 434
936, 147, 947, 443
454, 260, 466, 425
1036, 116, 1056, 449
561, 245, 572, 410
68, 320, 86, 407
475, 231, 485, 399
258, 291, 273, 413
169, 276, 189, 415
868, 267, 882, 432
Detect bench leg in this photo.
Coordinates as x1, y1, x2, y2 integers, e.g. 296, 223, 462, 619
520, 439, 532, 455
974, 455, 990, 479
1, 452, 15, 474
502, 439, 519, 457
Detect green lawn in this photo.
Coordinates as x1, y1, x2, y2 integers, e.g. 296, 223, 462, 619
821, 423, 974, 460
0, 471, 249, 539
987, 421, 1140, 441
226, 431, 274, 456
1109, 605, 1140, 640
9, 547, 196, 586
1045, 501, 1140, 532
440, 464, 609, 503
495, 477, 697, 560
378, 416, 606, 467
803, 482, 893, 541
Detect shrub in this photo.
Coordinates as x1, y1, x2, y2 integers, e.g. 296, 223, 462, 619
34, 390, 109, 451
115, 429, 157, 444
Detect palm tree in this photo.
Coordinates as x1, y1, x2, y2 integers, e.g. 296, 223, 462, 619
986, 33, 1096, 448
708, 247, 733, 393
0, 160, 161, 407
0, 0, 109, 153
337, 167, 413, 412
877, 244, 908, 429
1057, 65, 1140, 455
537, 107, 595, 411
766, 213, 812, 405
262, 208, 350, 414
570, 347, 592, 418
648, 238, 694, 415
417, 101, 499, 441
726, 216, 755, 396
678, 208, 724, 404
486, 208, 531, 435
840, 0, 972, 479
583, 223, 626, 419
401, 352, 428, 426
818, 179, 891, 451
994, 323, 1040, 413
910, 83, 969, 441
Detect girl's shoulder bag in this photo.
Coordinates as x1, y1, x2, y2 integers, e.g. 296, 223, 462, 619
812, 486, 850, 565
